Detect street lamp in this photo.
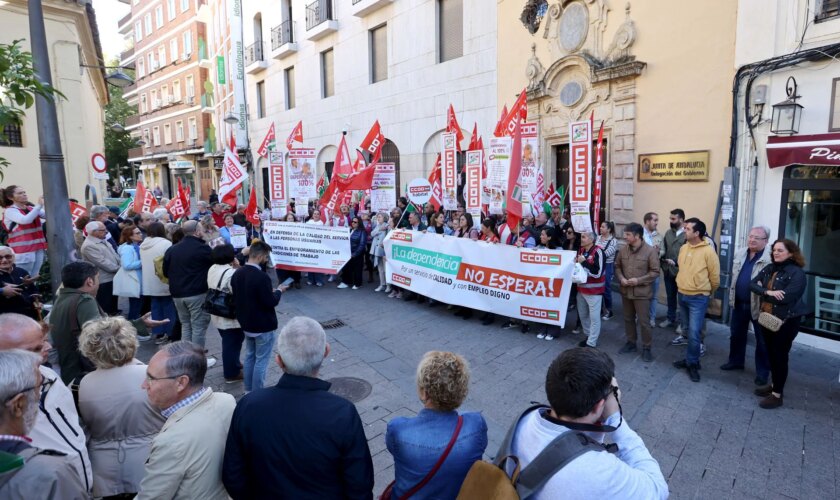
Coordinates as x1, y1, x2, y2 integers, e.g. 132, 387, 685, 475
770, 76, 804, 136
224, 112, 239, 125
80, 64, 135, 88
110, 123, 126, 133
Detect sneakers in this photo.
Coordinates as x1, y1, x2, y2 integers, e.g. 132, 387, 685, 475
618, 342, 638, 354
544, 334, 555, 341
384, 286, 392, 293
659, 319, 675, 328
388, 290, 398, 298
206, 357, 217, 369
315, 283, 324, 287
759, 394, 783, 409
675, 324, 684, 335
307, 280, 314, 286
642, 348, 653, 363
351, 285, 360, 290
669, 335, 688, 346
602, 310, 614, 320
155, 335, 171, 346
327, 276, 336, 282
137, 333, 152, 342
649, 319, 656, 328
577, 340, 594, 348
536, 331, 546, 340
700, 343, 707, 357
337, 283, 349, 289
375, 285, 385, 292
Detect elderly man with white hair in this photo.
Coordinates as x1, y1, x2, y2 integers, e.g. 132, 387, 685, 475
223, 316, 374, 499
81, 220, 121, 315
575, 230, 606, 348
89, 204, 120, 251
0, 350, 88, 498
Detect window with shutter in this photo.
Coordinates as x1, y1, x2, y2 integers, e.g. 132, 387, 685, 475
322, 49, 335, 98
438, 0, 463, 63
371, 25, 387, 83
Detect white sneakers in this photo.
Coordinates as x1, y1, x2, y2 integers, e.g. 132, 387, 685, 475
337, 283, 349, 289
206, 356, 217, 368
352, 286, 360, 290
374, 285, 385, 292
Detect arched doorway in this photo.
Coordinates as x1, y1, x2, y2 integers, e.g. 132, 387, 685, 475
381, 139, 401, 194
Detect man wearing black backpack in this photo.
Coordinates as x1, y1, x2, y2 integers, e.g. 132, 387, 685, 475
505, 348, 668, 499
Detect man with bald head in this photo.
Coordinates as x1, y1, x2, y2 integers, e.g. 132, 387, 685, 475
163, 221, 216, 366
81, 220, 121, 315
0, 313, 92, 492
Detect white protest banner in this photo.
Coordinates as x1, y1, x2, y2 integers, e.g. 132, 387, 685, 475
268, 151, 286, 202
569, 120, 592, 233
520, 122, 540, 213
263, 221, 351, 274
384, 230, 574, 325
371, 163, 396, 213
295, 198, 308, 218
270, 199, 286, 219
230, 226, 248, 249
465, 151, 482, 222
487, 137, 512, 190
288, 148, 317, 199
441, 132, 458, 210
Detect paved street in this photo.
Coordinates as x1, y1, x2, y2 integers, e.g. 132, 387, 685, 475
137, 283, 840, 499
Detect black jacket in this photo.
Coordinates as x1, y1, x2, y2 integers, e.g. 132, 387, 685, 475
222, 374, 374, 500
162, 235, 213, 298
0, 266, 40, 318
230, 264, 282, 333
750, 259, 809, 319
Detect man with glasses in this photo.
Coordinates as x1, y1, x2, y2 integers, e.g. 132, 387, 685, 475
721, 226, 772, 385
0, 349, 87, 498
505, 348, 668, 499
0, 313, 92, 493
137, 341, 235, 500
81, 220, 121, 315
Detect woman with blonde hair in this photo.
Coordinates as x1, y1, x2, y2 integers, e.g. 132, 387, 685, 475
384, 351, 487, 499
77, 317, 165, 498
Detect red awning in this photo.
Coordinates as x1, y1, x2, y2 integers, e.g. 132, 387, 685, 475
766, 133, 840, 168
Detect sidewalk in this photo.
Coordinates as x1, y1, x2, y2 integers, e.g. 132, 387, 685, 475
136, 285, 840, 499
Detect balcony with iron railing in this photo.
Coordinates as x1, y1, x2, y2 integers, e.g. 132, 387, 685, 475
245, 41, 268, 74
270, 20, 298, 59
305, 0, 338, 40
351, 0, 394, 17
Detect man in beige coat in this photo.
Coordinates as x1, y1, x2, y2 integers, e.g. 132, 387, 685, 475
615, 223, 661, 362
81, 221, 121, 315
136, 341, 235, 500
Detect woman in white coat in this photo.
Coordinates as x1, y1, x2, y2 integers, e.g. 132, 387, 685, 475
139, 222, 177, 344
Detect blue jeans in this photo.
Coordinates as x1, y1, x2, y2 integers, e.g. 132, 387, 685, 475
243, 331, 276, 391
126, 297, 143, 320
602, 262, 614, 312
728, 301, 770, 380
664, 274, 679, 323
649, 276, 660, 323
219, 327, 244, 379
150, 296, 177, 336
679, 293, 709, 365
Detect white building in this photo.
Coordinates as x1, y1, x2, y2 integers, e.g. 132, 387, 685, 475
733, 0, 840, 346
239, 0, 498, 203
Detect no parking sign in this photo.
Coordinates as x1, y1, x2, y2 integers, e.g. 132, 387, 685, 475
91, 153, 109, 180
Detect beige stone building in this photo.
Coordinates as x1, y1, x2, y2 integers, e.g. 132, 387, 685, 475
497, 0, 737, 228
0, 0, 108, 201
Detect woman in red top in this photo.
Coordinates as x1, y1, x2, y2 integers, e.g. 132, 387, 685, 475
2, 185, 46, 277
479, 218, 500, 243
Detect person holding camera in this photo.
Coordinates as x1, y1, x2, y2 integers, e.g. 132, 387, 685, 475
0, 246, 41, 319
506, 348, 668, 499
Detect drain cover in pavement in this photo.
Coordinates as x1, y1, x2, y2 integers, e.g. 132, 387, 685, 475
320, 319, 346, 330
327, 377, 372, 403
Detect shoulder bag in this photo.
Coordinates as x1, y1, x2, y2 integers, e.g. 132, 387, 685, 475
380, 415, 464, 500
758, 272, 784, 332
202, 268, 237, 319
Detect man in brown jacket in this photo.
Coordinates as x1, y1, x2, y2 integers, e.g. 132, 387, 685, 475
615, 222, 661, 362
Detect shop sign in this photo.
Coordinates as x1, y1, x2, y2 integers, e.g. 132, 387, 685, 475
171, 160, 194, 170
767, 133, 840, 169
638, 151, 710, 181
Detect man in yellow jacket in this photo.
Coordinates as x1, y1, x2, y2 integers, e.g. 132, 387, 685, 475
672, 217, 719, 382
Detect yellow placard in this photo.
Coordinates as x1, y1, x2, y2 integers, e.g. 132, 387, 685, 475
638, 151, 710, 181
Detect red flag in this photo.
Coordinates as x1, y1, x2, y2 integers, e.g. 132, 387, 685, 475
493, 105, 509, 137
506, 118, 524, 230
468, 123, 480, 151
499, 90, 528, 137
446, 104, 464, 151
336, 163, 376, 191
352, 149, 366, 172
219, 132, 247, 206
428, 154, 442, 211
334, 134, 353, 177
256, 122, 276, 158
360, 121, 385, 164
177, 178, 191, 217
166, 197, 185, 220
286, 121, 303, 150
245, 185, 259, 225
69, 202, 87, 226
134, 182, 158, 214
593, 121, 605, 231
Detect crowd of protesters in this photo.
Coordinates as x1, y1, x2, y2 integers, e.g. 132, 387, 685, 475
0, 182, 811, 498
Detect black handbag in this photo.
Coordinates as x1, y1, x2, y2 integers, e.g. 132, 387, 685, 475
203, 268, 237, 319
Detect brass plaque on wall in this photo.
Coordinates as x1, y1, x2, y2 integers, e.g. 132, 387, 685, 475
638, 151, 710, 181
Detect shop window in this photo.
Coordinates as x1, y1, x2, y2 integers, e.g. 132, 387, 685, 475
780, 165, 840, 339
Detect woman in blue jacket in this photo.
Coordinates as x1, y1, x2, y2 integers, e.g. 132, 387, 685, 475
117, 226, 144, 320
338, 216, 368, 290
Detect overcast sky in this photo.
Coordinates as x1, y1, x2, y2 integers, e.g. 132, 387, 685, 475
92, 0, 130, 62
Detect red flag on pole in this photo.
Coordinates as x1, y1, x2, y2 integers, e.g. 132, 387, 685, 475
245, 185, 259, 225
286, 121, 303, 150
468, 123, 479, 151
506, 118, 524, 230
256, 122, 276, 158
69, 202, 87, 226
334, 134, 353, 177
134, 182, 158, 214
428, 154, 442, 211
446, 104, 464, 151
360, 121, 385, 165
499, 90, 528, 137
177, 178, 191, 217
220, 132, 246, 206
493, 105, 509, 137
593, 121, 605, 231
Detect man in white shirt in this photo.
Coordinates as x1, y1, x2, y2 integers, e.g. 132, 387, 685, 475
509, 348, 668, 499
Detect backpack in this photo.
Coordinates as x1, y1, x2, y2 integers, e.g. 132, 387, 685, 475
456, 405, 615, 500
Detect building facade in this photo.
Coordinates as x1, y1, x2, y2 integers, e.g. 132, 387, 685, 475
0, 0, 108, 201
240, 0, 498, 206
733, 0, 840, 343
120, 0, 213, 199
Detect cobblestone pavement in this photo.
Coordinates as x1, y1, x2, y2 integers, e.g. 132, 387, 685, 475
136, 282, 840, 499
